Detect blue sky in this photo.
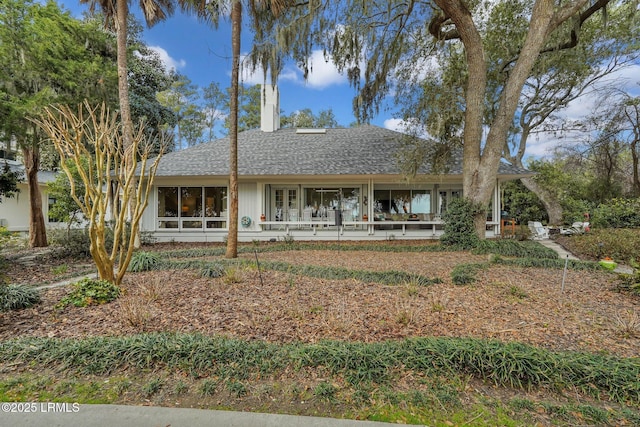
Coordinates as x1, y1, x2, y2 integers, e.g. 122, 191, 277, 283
58, 3, 388, 130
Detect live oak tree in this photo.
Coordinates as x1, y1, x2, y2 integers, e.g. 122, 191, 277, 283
400, 1, 639, 225
495, 2, 637, 224
608, 93, 640, 197
34, 102, 163, 287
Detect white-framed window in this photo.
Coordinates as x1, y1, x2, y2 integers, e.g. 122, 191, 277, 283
373, 188, 431, 216
157, 186, 227, 230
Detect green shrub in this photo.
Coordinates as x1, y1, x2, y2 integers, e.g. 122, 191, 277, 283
0, 226, 13, 247
557, 228, 640, 264
440, 198, 483, 249
58, 278, 120, 308
48, 228, 92, 259
561, 198, 594, 225
591, 198, 640, 229
128, 251, 161, 272
616, 272, 640, 295
48, 224, 126, 260
0, 284, 41, 311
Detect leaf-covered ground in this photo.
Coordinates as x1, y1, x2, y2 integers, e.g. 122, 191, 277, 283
2, 243, 638, 358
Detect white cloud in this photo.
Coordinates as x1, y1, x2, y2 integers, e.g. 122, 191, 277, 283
238, 50, 348, 89
383, 118, 406, 133
148, 46, 186, 72
239, 57, 299, 86
301, 50, 349, 89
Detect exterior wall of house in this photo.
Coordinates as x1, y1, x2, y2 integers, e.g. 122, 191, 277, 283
142, 177, 504, 242
0, 182, 63, 233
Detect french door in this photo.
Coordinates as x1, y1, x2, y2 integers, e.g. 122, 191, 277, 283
272, 187, 298, 221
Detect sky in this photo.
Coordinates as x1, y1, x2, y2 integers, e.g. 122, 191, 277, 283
59, 3, 379, 130
56, 1, 640, 161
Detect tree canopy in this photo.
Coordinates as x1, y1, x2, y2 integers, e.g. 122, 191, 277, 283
249, 0, 638, 236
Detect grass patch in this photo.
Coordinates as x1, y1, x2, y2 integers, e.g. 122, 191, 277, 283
490, 255, 602, 271
1, 339, 638, 426
152, 242, 451, 260
474, 239, 558, 259
254, 261, 442, 286
4, 334, 635, 403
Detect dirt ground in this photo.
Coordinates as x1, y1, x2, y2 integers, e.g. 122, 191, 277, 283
2, 243, 639, 358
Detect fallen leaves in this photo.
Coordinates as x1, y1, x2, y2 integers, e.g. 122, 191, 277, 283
1, 246, 638, 359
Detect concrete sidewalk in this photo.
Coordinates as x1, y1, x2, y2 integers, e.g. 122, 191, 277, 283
537, 238, 579, 260
2, 404, 407, 427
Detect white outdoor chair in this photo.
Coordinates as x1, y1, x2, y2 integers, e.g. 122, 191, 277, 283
327, 209, 335, 225
560, 221, 590, 236
528, 221, 549, 240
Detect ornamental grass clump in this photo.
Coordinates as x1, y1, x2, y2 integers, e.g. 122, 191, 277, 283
201, 263, 225, 278
451, 263, 488, 285
0, 284, 40, 311
128, 251, 161, 272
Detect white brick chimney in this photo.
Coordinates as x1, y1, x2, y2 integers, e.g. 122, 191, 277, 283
260, 84, 280, 132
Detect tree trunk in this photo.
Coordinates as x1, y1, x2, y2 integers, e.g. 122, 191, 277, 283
226, 0, 241, 259
115, 0, 140, 248
434, 0, 489, 238
510, 126, 564, 225
22, 146, 48, 248
520, 176, 563, 225
436, 0, 560, 238
115, 0, 133, 148
632, 140, 640, 197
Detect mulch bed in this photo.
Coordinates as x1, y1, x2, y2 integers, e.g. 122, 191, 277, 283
2, 245, 639, 358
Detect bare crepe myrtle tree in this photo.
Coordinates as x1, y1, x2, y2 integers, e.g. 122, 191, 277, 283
33, 101, 163, 287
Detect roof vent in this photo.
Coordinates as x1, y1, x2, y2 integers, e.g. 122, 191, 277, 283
296, 128, 326, 134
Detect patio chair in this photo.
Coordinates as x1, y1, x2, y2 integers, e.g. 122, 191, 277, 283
528, 221, 549, 240
327, 209, 335, 225
301, 208, 313, 229
560, 221, 590, 236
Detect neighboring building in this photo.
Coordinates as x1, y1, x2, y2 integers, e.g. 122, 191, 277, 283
0, 159, 61, 233
139, 85, 532, 242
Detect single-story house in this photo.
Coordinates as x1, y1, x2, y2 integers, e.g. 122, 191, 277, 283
140, 85, 532, 242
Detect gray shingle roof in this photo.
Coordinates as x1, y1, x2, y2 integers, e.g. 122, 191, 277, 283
151, 125, 530, 177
